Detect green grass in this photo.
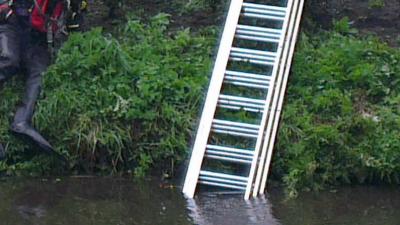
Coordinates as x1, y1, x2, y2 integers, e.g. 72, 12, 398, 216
0, 14, 215, 176
1, 14, 399, 197
273, 27, 400, 196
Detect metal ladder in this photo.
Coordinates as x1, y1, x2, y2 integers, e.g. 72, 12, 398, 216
183, 0, 305, 200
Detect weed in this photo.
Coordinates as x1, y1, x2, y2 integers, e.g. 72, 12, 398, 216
368, 0, 385, 9
0, 14, 215, 176
273, 28, 400, 195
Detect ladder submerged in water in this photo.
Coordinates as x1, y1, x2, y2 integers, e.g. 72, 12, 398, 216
183, 0, 305, 200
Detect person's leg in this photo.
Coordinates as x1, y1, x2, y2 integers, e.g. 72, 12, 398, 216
0, 17, 20, 79
0, 144, 4, 159
11, 42, 55, 154
12, 43, 49, 124
0, 17, 21, 160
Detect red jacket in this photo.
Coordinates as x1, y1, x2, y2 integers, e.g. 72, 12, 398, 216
31, 0, 65, 32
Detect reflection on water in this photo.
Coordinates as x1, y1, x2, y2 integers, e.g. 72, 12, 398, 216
271, 186, 400, 225
189, 187, 400, 225
188, 194, 280, 225
0, 178, 399, 225
0, 178, 191, 225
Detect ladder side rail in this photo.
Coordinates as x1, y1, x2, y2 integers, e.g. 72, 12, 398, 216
259, 0, 305, 194
182, 0, 244, 198
252, 0, 301, 196
244, 0, 295, 200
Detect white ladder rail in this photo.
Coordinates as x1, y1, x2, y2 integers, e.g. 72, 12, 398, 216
244, 0, 295, 200
183, 0, 305, 200
259, 0, 306, 194
252, 0, 302, 197
182, 0, 244, 198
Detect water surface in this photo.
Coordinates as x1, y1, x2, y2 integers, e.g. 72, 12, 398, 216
0, 178, 399, 225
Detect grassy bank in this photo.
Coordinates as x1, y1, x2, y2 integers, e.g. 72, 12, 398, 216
273, 22, 400, 196
0, 15, 215, 176
0, 14, 399, 195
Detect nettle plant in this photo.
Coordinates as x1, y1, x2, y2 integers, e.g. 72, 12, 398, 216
273, 21, 400, 196
0, 14, 215, 176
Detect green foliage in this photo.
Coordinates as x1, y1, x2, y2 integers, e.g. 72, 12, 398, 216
1, 5, 400, 197
173, 0, 226, 13
368, 0, 385, 9
0, 14, 214, 175
273, 31, 400, 197
333, 17, 357, 35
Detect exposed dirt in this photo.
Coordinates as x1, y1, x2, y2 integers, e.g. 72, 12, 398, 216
87, 0, 399, 47
86, 0, 223, 33
305, 0, 400, 46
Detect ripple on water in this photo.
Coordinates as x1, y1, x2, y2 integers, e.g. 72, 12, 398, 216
0, 178, 399, 225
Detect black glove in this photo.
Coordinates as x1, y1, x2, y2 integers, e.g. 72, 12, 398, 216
0, 1, 12, 24
66, 11, 85, 31
67, 0, 88, 31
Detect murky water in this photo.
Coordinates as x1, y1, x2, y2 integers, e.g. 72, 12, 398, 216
0, 178, 399, 225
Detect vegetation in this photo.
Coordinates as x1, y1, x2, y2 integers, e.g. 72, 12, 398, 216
273, 20, 400, 196
368, 0, 385, 9
0, 14, 215, 176
0, 1, 399, 196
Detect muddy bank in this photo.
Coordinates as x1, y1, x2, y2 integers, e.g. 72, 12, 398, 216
304, 0, 399, 46
87, 0, 399, 47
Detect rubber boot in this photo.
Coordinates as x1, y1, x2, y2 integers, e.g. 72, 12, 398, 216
0, 74, 5, 90
11, 45, 66, 163
0, 22, 20, 161
11, 105, 67, 163
0, 76, 5, 160
0, 143, 5, 160
0, 73, 5, 160
0, 74, 6, 83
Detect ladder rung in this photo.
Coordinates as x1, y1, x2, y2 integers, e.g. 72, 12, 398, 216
224, 70, 270, 89
200, 170, 248, 182
225, 70, 270, 81
236, 25, 281, 43
199, 174, 247, 186
225, 75, 270, 85
235, 34, 280, 43
224, 80, 269, 89
243, 6, 285, 17
212, 119, 259, 138
205, 144, 254, 164
205, 154, 252, 164
213, 119, 260, 129
237, 24, 282, 35
242, 12, 285, 21
198, 181, 246, 190
219, 94, 265, 104
212, 124, 259, 136
230, 53, 275, 62
242, 3, 286, 21
218, 94, 265, 113
229, 57, 275, 66
242, 2, 287, 13
231, 47, 277, 57
225, 70, 270, 82
230, 47, 276, 66
207, 144, 254, 156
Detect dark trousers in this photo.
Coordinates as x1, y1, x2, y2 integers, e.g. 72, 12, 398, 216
0, 8, 65, 161
0, 15, 50, 125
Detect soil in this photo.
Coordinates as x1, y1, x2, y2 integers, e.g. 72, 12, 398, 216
306, 0, 400, 47
87, 0, 399, 47
86, 0, 223, 32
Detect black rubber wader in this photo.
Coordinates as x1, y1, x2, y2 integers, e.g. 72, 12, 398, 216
0, 12, 66, 163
